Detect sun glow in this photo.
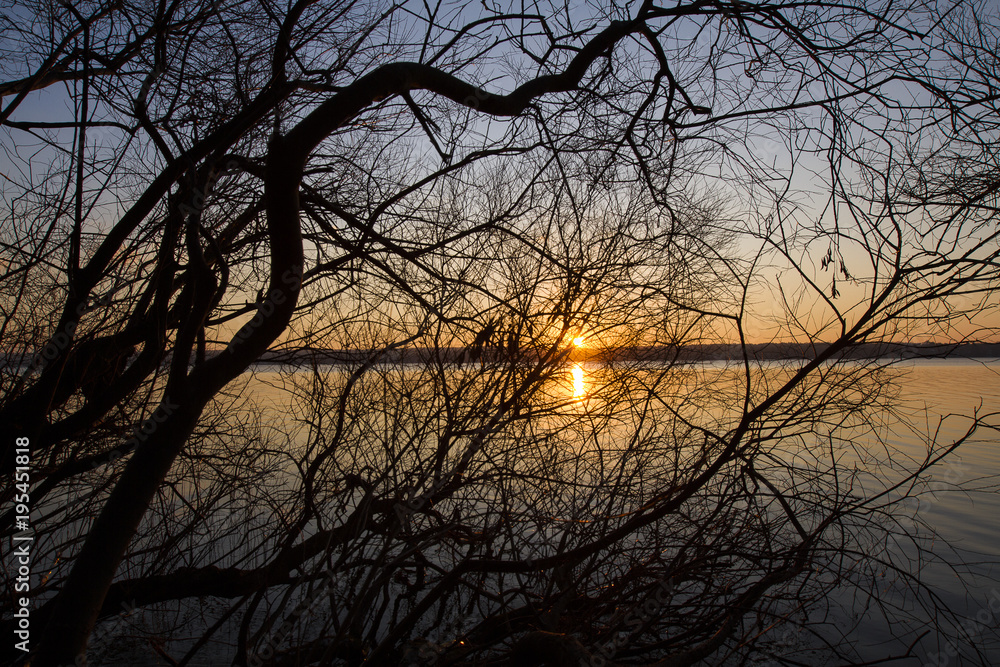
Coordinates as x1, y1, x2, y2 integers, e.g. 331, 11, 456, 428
572, 336, 586, 347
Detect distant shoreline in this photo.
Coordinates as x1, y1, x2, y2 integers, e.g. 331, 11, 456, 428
245, 341, 1000, 366
5, 341, 997, 370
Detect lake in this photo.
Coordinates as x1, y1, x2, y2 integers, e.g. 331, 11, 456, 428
227, 357, 1000, 665
75, 357, 1000, 666
836, 359, 1000, 666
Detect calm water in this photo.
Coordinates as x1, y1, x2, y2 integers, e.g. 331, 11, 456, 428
233, 358, 1000, 665
845, 360, 1000, 665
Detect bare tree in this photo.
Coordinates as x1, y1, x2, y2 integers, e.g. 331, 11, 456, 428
1, 0, 999, 665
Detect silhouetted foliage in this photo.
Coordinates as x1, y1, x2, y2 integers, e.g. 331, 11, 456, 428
1, 1, 999, 665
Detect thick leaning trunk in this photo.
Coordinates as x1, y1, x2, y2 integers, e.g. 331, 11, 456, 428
28, 18, 652, 662
32, 137, 306, 666
32, 398, 204, 665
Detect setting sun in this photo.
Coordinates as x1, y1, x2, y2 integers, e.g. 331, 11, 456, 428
572, 336, 586, 347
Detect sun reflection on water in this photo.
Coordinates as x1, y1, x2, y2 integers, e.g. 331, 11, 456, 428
571, 363, 585, 399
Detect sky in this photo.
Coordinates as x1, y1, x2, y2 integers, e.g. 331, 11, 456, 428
2, 0, 999, 351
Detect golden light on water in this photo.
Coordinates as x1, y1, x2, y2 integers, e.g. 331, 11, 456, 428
571, 363, 585, 398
